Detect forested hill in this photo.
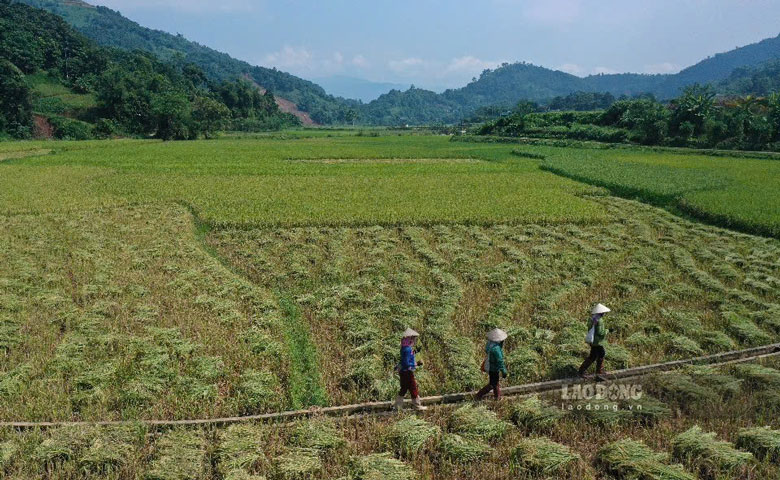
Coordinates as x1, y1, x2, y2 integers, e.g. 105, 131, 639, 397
360, 34, 780, 125
13, 0, 355, 124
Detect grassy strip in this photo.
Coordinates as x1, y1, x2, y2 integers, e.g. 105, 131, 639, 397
277, 294, 328, 409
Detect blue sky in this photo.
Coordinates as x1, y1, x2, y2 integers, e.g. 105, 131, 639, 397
92, 0, 780, 90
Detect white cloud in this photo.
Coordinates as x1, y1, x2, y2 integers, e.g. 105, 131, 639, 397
263, 45, 314, 69
592, 66, 619, 75
556, 63, 584, 76
445, 56, 499, 74
644, 62, 680, 74
388, 57, 426, 73
352, 54, 370, 68
93, 0, 256, 13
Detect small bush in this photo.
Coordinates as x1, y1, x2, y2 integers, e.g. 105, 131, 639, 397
736, 426, 780, 461
597, 438, 695, 480
671, 426, 752, 478
48, 115, 94, 140
511, 437, 580, 476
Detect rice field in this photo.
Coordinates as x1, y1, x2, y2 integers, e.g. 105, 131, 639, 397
1, 134, 779, 478
538, 146, 780, 238
1, 358, 778, 480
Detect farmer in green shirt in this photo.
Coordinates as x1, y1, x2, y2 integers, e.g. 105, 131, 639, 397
578, 303, 611, 377
476, 328, 508, 400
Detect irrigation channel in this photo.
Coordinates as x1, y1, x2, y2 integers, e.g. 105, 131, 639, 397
3, 342, 779, 430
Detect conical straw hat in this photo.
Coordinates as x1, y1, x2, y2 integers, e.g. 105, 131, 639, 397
402, 328, 420, 338
486, 328, 508, 342
591, 303, 611, 314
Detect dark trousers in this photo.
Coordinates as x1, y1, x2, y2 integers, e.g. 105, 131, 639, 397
476, 371, 501, 399
399, 370, 419, 398
579, 345, 606, 374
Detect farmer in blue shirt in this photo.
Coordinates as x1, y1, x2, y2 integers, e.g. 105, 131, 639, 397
394, 328, 427, 411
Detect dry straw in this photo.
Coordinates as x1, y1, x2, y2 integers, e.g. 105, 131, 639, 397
511, 437, 580, 475
736, 426, 780, 461
385, 416, 440, 458
671, 425, 753, 478
597, 438, 695, 480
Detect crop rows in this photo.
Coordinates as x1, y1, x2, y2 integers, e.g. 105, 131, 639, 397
1, 359, 778, 479
209, 196, 780, 405
0, 205, 289, 422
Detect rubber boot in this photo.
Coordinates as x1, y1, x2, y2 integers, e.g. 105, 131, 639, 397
394, 395, 405, 411
411, 397, 428, 411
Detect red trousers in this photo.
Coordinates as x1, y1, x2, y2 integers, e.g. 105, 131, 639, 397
399, 370, 419, 398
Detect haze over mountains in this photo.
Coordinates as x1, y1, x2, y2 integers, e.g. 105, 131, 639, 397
312, 76, 412, 103
14, 0, 780, 125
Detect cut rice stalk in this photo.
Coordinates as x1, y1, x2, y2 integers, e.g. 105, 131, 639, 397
274, 447, 322, 480
511, 437, 580, 475
597, 438, 695, 480
735, 426, 780, 461
385, 416, 440, 458
345, 452, 416, 480
290, 417, 347, 452
450, 404, 511, 440
438, 433, 490, 463
671, 425, 753, 478
144, 429, 207, 480
732, 364, 780, 390
510, 395, 567, 431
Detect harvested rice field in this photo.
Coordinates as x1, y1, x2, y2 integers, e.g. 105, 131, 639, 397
1, 135, 779, 479
1, 358, 778, 479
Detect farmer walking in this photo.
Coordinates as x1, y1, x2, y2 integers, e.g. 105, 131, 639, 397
578, 303, 611, 377
476, 328, 508, 400
395, 328, 427, 411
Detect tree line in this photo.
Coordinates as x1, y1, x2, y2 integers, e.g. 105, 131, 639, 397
477, 85, 780, 152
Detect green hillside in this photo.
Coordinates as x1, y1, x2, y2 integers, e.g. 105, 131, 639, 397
14, 0, 355, 124
0, 1, 298, 140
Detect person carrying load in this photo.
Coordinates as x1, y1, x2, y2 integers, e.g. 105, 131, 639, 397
476, 328, 508, 400
578, 303, 611, 378
394, 328, 427, 411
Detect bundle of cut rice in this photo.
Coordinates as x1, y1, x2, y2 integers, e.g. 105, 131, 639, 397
511, 437, 580, 475
735, 426, 780, 462
273, 448, 322, 480
648, 374, 718, 409
345, 452, 416, 480
732, 364, 780, 389
290, 417, 347, 452
217, 424, 267, 478
671, 425, 753, 478
597, 438, 695, 480
438, 433, 490, 462
384, 416, 440, 458
144, 430, 208, 480
450, 404, 510, 440
510, 395, 567, 431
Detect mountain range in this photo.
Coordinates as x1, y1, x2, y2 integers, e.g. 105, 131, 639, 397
14, 0, 780, 125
